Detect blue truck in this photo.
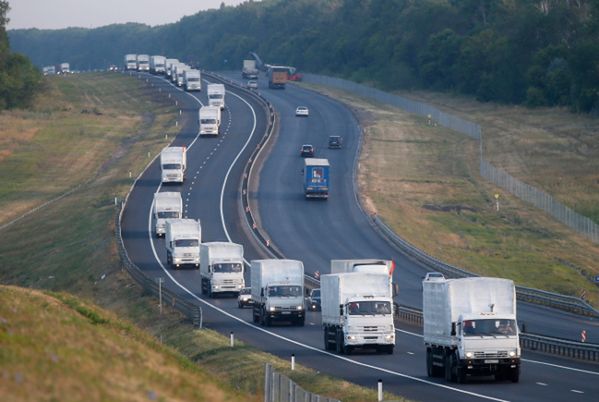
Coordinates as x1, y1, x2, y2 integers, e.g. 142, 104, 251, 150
304, 158, 330, 199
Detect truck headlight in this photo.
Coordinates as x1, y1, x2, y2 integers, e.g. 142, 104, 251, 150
347, 335, 356, 340
214, 285, 219, 289
174, 258, 181, 263
465, 352, 473, 358
385, 334, 394, 340
296, 305, 303, 310
269, 306, 276, 312
509, 351, 516, 357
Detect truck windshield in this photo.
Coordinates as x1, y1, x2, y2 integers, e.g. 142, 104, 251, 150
187, 77, 200, 82
174, 239, 199, 247
268, 286, 302, 297
157, 211, 179, 219
347, 301, 392, 315
212, 263, 242, 273
200, 119, 217, 124
209, 94, 224, 99
462, 319, 517, 336
162, 163, 181, 170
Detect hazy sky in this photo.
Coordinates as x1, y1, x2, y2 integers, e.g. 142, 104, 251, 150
7, 0, 247, 30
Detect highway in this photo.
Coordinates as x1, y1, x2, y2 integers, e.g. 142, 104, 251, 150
120, 71, 599, 401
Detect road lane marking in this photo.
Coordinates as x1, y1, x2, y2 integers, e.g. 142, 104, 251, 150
536, 382, 547, 386
570, 389, 584, 394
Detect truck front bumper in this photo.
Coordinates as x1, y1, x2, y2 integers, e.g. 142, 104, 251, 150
267, 310, 304, 321
345, 332, 395, 346
460, 358, 520, 375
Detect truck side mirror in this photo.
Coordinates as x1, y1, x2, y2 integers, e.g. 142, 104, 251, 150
260, 288, 264, 297
451, 322, 456, 336
393, 283, 399, 298
339, 304, 343, 316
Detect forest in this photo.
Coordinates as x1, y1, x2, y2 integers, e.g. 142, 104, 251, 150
8, 0, 599, 112
0, 0, 41, 109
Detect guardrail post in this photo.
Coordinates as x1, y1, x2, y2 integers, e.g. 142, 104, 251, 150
377, 379, 383, 402
291, 353, 295, 370
264, 364, 272, 402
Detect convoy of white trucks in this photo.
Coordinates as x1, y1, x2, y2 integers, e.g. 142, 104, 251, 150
152, 192, 183, 237
423, 276, 520, 383
160, 146, 186, 184
165, 219, 202, 269
207, 83, 226, 109
251, 259, 305, 326
199, 106, 221, 136
183, 69, 202, 91
200, 242, 245, 297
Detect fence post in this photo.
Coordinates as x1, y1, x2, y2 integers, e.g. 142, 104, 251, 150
264, 364, 272, 402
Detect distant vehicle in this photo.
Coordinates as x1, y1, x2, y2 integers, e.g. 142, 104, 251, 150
136, 54, 150, 71
295, 106, 309, 117
160, 146, 186, 183
304, 158, 330, 199
306, 288, 321, 311
200, 242, 245, 297
300, 144, 315, 158
268, 65, 288, 89
153, 192, 183, 237
246, 80, 258, 89
199, 106, 221, 136
328, 136, 342, 149
165, 58, 179, 78
165, 219, 201, 269
207, 83, 226, 109
238, 287, 253, 308
242, 59, 258, 79
43, 66, 56, 75
183, 69, 202, 91
59, 63, 70, 74
124, 54, 137, 70
150, 55, 166, 74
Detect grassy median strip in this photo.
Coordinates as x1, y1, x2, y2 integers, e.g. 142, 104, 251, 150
0, 73, 408, 402
301, 83, 599, 307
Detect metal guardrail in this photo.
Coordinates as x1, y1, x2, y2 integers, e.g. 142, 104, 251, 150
373, 215, 599, 318
264, 364, 341, 402
394, 304, 599, 363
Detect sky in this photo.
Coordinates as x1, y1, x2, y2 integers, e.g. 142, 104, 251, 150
7, 0, 248, 30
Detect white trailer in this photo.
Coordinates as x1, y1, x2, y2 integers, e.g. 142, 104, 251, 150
136, 54, 150, 71
150, 55, 166, 74
153, 192, 182, 236
251, 260, 305, 326
183, 69, 202, 91
207, 83, 226, 109
200, 242, 245, 297
165, 219, 201, 269
165, 58, 179, 78
160, 146, 186, 183
322, 272, 395, 355
124, 54, 137, 70
242, 59, 258, 79
199, 106, 221, 136
423, 277, 520, 383
331, 259, 396, 296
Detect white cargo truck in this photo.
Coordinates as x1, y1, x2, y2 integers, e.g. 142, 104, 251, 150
423, 277, 520, 383
200, 242, 245, 297
251, 259, 305, 326
124, 54, 137, 70
160, 146, 186, 183
59, 63, 70, 74
165, 219, 201, 269
199, 106, 221, 136
242, 59, 258, 79
207, 83, 226, 109
150, 55, 166, 74
322, 272, 395, 355
153, 192, 182, 237
165, 58, 179, 78
136, 54, 150, 71
183, 69, 202, 91
175, 65, 189, 87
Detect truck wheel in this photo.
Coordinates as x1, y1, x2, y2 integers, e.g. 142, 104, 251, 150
510, 367, 520, 383
166, 252, 172, 265
343, 344, 353, 355
335, 331, 344, 354
207, 281, 213, 298
386, 345, 394, 355
297, 317, 305, 327
252, 307, 259, 323
444, 352, 455, 382
323, 329, 330, 351
426, 348, 434, 377
452, 353, 463, 383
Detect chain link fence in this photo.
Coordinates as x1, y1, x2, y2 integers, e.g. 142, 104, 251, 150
301, 74, 599, 244
264, 364, 340, 402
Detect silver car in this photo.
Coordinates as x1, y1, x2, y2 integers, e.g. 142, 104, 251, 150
237, 287, 253, 308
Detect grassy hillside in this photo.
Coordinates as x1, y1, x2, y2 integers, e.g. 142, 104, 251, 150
0, 73, 406, 402
0, 285, 242, 402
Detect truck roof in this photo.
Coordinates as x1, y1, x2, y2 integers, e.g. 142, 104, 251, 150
166, 219, 201, 234
207, 83, 225, 91
154, 192, 182, 209
200, 242, 243, 259
304, 158, 329, 167
322, 272, 392, 300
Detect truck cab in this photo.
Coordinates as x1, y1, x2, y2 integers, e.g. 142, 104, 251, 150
165, 219, 201, 269
153, 192, 183, 237
160, 147, 186, 183
304, 158, 330, 199
184, 69, 202, 91
207, 84, 226, 109
199, 106, 221, 136
200, 242, 245, 297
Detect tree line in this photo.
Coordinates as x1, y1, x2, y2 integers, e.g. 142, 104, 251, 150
0, 1, 41, 109
8, 0, 599, 112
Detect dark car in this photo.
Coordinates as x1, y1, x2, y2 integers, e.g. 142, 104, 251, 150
300, 144, 315, 157
306, 288, 321, 311
328, 135, 342, 149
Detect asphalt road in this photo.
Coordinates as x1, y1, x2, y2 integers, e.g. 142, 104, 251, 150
121, 71, 599, 402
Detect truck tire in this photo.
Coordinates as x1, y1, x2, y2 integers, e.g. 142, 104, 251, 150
386, 345, 394, 355
444, 352, 456, 382
452, 352, 464, 383
335, 331, 344, 354
324, 329, 331, 351
510, 367, 520, 383
207, 281, 213, 298
426, 348, 434, 377
166, 252, 172, 266
296, 317, 305, 327
252, 307, 259, 323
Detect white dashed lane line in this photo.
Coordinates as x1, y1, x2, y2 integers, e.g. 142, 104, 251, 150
570, 390, 584, 394
536, 382, 548, 386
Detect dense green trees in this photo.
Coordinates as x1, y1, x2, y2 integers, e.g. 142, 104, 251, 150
0, 0, 41, 109
8, 0, 599, 112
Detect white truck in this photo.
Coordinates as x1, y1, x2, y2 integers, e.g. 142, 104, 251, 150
322, 272, 395, 355
153, 192, 183, 237
124, 54, 137, 70
59, 63, 70, 74
165, 58, 179, 78
136, 54, 150, 71
160, 146, 186, 183
251, 259, 305, 326
175, 64, 189, 87
200, 242, 245, 297
150, 55, 166, 74
242, 59, 258, 79
199, 106, 221, 136
183, 69, 202, 91
207, 83, 226, 109
423, 276, 520, 383
165, 219, 201, 269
